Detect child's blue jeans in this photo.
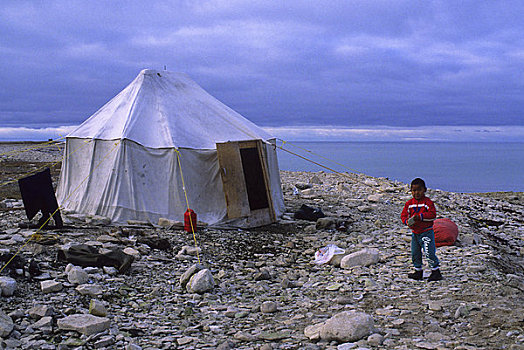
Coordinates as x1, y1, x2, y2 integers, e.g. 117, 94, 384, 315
411, 229, 440, 270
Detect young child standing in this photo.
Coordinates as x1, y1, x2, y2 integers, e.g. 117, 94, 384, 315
401, 178, 443, 281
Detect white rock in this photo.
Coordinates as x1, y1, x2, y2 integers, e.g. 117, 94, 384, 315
260, 301, 278, 313
186, 269, 214, 294
178, 245, 201, 257
319, 310, 374, 342
0, 276, 16, 297
76, 284, 104, 297
103, 266, 118, 275
340, 248, 380, 269
304, 322, 324, 341
40, 280, 63, 293
123, 247, 140, 259
367, 194, 383, 202
67, 266, 89, 285
57, 314, 111, 335
89, 299, 108, 317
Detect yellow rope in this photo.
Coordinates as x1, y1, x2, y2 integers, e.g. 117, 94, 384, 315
0, 140, 121, 275
175, 149, 201, 264
277, 138, 363, 175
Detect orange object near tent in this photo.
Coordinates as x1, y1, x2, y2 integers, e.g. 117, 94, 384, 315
434, 218, 459, 247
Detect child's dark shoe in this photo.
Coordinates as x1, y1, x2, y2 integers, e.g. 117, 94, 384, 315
408, 270, 423, 280
428, 269, 443, 281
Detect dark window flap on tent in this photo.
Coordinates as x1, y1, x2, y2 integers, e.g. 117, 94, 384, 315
18, 168, 63, 228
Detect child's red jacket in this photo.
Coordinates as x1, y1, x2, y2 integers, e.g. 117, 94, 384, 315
401, 196, 436, 234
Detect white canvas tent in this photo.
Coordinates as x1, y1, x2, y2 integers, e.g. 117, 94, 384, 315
56, 69, 285, 227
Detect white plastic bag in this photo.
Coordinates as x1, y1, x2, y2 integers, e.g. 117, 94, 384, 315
314, 244, 345, 264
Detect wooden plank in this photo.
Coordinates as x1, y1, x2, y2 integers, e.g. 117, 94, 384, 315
245, 208, 274, 227
216, 142, 250, 218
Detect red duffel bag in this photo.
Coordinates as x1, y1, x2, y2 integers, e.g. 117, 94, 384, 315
433, 218, 459, 247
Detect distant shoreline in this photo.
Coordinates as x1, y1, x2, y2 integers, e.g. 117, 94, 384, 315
1, 141, 522, 199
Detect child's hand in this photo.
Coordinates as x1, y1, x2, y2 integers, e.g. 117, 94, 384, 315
407, 216, 416, 226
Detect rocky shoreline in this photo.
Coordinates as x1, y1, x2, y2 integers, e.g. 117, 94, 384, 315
1, 143, 523, 350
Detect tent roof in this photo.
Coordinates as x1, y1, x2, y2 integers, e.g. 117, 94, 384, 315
68, 69, 273, 149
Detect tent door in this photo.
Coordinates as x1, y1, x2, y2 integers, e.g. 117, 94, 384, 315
216, 140, 275, 225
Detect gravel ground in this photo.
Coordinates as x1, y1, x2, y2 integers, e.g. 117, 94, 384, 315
1, 142, 523, 350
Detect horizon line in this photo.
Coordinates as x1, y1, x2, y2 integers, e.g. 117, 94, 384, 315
1, 124, 524, 142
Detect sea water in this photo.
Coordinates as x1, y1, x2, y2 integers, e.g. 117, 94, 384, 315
276, 142, 524, 193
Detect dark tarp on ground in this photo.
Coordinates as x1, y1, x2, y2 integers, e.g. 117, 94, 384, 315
57, 244, 134, 274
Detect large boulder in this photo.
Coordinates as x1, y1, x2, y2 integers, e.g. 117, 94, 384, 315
319, 311, 374, 342
340, 248, 380, 269
186, 269, 214, 294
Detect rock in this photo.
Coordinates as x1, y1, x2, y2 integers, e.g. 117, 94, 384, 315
186, 269, 214, 294
28, 305, 54, 319
301, 188, 315, 196
310, 175, 323, 184
260, 301, 278, 313
304, 224, 317, 233
180, 263, 204, 288
319, 311, 374, 342
103, 266, 118, 275
337, 344, 357, 350
125, 344, 142, 350
177, 245, 201, 257
76, 284, 104, 297
57, 314, 111, 336
454, 304, 468, 318
40, 280, 63, 293
304, 322, 324, 341
33, 316, 52, 331
340, 248, 380, 269
158, 217, 182, 228
0, 309, 14, 337
428, 300, 443, 311
367, 333, 384, 345
254, 268, 271, 281
94, 335, 115, 348
367, 194, 383, 202
357, 205, 373, 213
295, 182, 312, 190
67, 266, 89, 284
364, 179, 378, 186
0, 276, 16, 296
89, 299, 108, 317
123, 247, 140, 258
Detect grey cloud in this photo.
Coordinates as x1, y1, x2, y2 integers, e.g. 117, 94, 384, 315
1, 1, 523, 131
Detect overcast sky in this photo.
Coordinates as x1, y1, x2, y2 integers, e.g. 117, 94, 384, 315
1, 1, 523, 141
